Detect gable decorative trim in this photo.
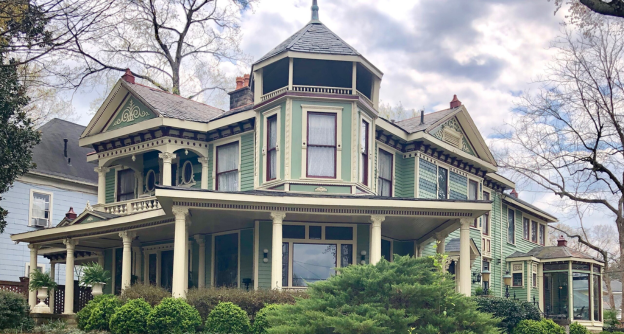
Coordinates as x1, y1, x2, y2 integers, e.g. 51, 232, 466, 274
429, 118, 475, 156
106, 96, 156, 132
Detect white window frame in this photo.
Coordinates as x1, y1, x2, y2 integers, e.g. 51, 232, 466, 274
24, 263, 45, 277
114, 166, 137, 202
532, 263, 538, 288
282, 223, 356, 289
262, 106, 281, 183
179, 160, 196, 187
300, 105, 343, 180
29, 189, 53, 227
358, 112, 373, 188
511, 262, 524, 287
507, 208, 516, 245
211, 230, 242, 288
212, 136, 242, 191
376, 143, 396, 197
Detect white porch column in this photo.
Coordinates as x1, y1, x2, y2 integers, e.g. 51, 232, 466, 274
194, 235, 206, 288
435, 232, 447, 254
63, 239, 77, 314
270, 211, 286, 290
28, 244, 39, 309
95, 167, 109, 205
198, 157, 209, 190
172, 206, 189, 297
132, 240, 142, 282
119, 231, 135, 291
49, 262, 56, 313
351, 62, 357, 95
459, 219, 472, 296
184, 217, 191, 293
369, 215, 385, 265
159, 152, 176, 186
97, 252, 105, 267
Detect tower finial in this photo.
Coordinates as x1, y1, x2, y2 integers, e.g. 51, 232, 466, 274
311, 0, 319, 22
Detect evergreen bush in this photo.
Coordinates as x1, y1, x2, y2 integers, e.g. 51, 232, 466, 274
146, 297, 202, 334
570, 322, 590, 334
120, 283, 170, 307
251, 304, 280, 334
76, 294, 121, 331
265, 255, 500, 334
474, 296, 541, 332
513, 319, 565, 334
204, 301, 250, 334
0, 290, 33, 331
109, 298, 152, 334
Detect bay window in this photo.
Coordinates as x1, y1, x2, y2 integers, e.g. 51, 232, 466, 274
216, 142, 239, 191
267, 115, 278, 181
360, 119, 369, 185
377, 149, 393, 197
307, 113, 337, 178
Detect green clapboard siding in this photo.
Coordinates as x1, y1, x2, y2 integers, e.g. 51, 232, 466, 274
106, 96, 156, 131
205, 235, 212, 288
105, 169, 116, 203
420, 240, 437, 257
357, 224, 370, 264
395, 154, 415, 198
103, 249, 113, 294
418, 158, 437, 199
240, 229, 254, 288
449, 171, 467, 200
240, 133, 255, 191
258, 221, 272, 289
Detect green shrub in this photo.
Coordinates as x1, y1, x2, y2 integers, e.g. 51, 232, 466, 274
76, 294, 121, 331
251, 304, 279, 334
0, 290, 33, 331
109, 298, 152, 334
186, 287, 307, 322
474, 296, 541, 332
541, 319, 566, 334
570, 322, 590, 334
604, 310, 621, 331
120, 283, 170, 307
204, 302, 250, 334
514, 319, 565, 334
146, 297, 202, 334
265, 255, 500, 334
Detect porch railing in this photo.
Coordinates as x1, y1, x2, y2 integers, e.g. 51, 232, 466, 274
292, 85, 352, 95
99, 196, 161, 215
356, 90, 374, 106
260, 86, 288, 102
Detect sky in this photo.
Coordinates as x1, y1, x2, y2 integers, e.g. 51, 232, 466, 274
67, 0, 614, 228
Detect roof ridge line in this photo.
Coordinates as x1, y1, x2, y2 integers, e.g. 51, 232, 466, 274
318, 23, 360, 55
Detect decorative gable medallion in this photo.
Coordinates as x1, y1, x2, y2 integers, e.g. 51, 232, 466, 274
314, 186, 328, 192
106, 96, 156, 132
430, 117, 476, 156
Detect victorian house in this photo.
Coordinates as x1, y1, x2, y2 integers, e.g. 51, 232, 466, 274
10, 2, 605, 330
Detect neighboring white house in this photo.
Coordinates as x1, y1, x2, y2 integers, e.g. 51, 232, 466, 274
0, 118, 98, 282
604, 280, 622, 319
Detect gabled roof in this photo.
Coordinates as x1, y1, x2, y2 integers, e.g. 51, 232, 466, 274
508, 245, 602, 262
56, 209, 119, 227
255, 22, 360, 65
504, 194, 558, 223
394, 108, 459, 133
32, 119, 98, 184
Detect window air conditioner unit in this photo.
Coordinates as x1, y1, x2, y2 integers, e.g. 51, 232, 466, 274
33, 218, 48, 227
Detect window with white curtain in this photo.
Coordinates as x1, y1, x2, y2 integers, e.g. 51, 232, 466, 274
31, 192, 51, 227
377, 149, 393, 197
360, 119, 369, 185
307, 113, 336, 178
267, 115, 278, 181
217, 142, 239, 191
117, 169, 135, 201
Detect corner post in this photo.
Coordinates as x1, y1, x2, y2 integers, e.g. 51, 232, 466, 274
171, 206, 189, 297
369, 215, 385, 264
49, 262, 55, 312
288, 58, 294, 91
351, 62, 357, 95
63, 239, 77, 314
194, 235, 206, 288
159, 152, 176, 186
198, 157, 209, 189
459, 218, 472, 296
270, 211, 286, 290
95, 166, 109, 205
28, 244, 39, 309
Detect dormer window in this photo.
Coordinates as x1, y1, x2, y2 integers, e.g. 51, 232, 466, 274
216, 142, 239, 191
267, 115, 278, 181
307, 113, 336, 178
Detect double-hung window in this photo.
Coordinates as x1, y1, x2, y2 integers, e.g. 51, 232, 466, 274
523, 217, 530, 240
360, 119, 369, 185
267, 115, 278, 181
307, 113, 336, 178
469, 180, 478, 227
482, 191, 490, 235
30, 192, 51, 227
508, 209, 516, 244
216, 142, 239, 191
531, 220, 538, 243
117, 169, 135, 201
377, 149, 393, 197
539, 224, 545, 245
437, 167, 448, 199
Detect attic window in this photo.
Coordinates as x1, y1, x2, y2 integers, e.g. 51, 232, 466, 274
442, 128, 461, 148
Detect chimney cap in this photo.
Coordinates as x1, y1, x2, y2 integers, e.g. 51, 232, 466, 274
235, 76, 244, 90
557, 235, 568, 247
450, 94, 462, 108
65, 207, 77, 220
121, 68, 135, 84
510, 189, 518, 198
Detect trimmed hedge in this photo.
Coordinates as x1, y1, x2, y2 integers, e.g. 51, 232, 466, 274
146, 297, 202, 334
76, 294, 121, 331
120, 283, 170, 307
204, 302, 250, 334
251, 304, 280, 334
0, 290, 33, 331
186, 287, 307, 322
570, 322, 590, 334
474, 297, 541, 332
109, 298, 152, 334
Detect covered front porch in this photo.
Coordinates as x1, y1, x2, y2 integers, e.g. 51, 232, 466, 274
13, 187, 491, 313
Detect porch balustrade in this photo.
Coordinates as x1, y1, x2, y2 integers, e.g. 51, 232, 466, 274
356, 90, 374, 106
99, 196, 160, 215
258, 85, 374, 107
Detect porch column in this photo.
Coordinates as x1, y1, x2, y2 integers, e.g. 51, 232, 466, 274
63, 239, 77, 314
271, 211, 286, 290
184, 217, 191, 293
97, 252, 105, 267
435, 232, 447, 254
370, 215, 385, 265
172, 206, 189, 298
49, 262, 55, 313
95, 166, 109, 205
159, 152, 176, 186
28, 244, 39, 309
194, 235, 206, 288
459, 219, 471, 296
119, 231, 135, 291
198, 157, 209, 190
132, 241, 142, 282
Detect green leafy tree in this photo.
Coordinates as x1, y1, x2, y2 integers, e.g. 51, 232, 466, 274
265, 255, 500, 334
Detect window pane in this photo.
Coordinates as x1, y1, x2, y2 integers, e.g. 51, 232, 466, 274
268, 116, 277, 149
215, 233, 239, 287
483, 213, 490, 235
149, 253, 157, 285
341, 244, 353, 268
513, 273, 523, 287
118, 169, 135, 201
523, 218, 530, 240
325, 226, 353, 240
146, 171, 156, 191
267, 115, 278, 181
282, 242, 289, 287
508, 209, 515, 244
531, 221, 538, 243
593, 274, 601, 321
217, 170, 238, 191
360, 120, 368, 185
545, 272, 569, 317
539, 225, 545, 245
307, 146, 335, 177
217, 142, 239, 173
468, 180, 478, 200
572, 263, 590, 271
283, 225, 305, 239
544, 263, 569, 271
378, 150, 393, 179
183, 162, 193, 183
32, 193, 50, 223
292, 244, 336, 287
438, 167, 448, 199
309, 226, 321, 239
268, 150, 277, 180
308, 113, 336, 146
381, 239, 391, 261
573, 273, 590, 320
378, 179, 392, 197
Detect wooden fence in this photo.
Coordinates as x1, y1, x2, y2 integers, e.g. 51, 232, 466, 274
0, 279, 92, 314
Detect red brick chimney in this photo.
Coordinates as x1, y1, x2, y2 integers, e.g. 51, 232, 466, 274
510, 189, 518, 198
65, 207, 77, 220
121, 68, 135, 84
557, 235, 568, 247
235, 77, 244, 90
243, 74, 250, 87
450, 94, 462, 108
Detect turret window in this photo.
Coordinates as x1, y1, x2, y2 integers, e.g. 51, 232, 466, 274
216, 142, 239, 191
267, 115, 278, 181
377, 149, 393, 197
307, 112, 336, 178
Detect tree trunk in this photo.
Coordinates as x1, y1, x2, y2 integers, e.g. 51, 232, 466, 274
618, 214, 624, 320
604, 264, 615, 310
171, 63, 180, 96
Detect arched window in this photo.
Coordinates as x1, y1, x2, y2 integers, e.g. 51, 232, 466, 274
182, 160, 194, 184
145, 170, 156, 192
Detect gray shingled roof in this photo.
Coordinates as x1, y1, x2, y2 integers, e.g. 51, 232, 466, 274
508, 245, 601, 262
445, 238, 480, 255
255, 22, 360, 64
32, 119, 98, 184
394, 108, 460, 134
504, 194, 558, 222
122, 81, 225, 123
